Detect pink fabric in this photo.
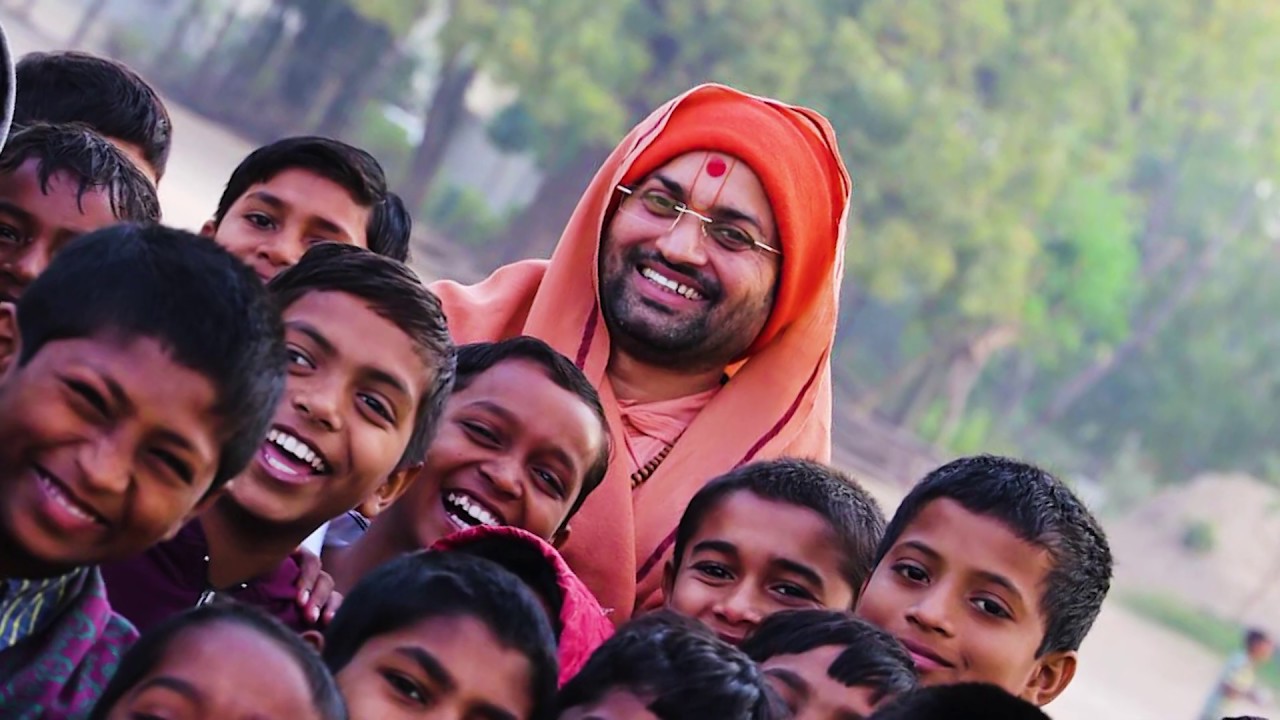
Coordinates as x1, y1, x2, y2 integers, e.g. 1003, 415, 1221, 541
616, 387, 718, 470
430, 526, 613, 686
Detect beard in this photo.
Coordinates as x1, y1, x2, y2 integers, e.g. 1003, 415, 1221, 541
598, 240, 773, 373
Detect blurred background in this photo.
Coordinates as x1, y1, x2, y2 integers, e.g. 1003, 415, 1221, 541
7, 1, 1279, 717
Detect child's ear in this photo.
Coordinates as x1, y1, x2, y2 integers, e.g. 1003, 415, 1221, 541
551, 524, 572, 549
1022, 650, 1076, 707
356, 465, 419, 519
301, 629, 325, 653
199, 219, 218, 238
0, 302, 19, 375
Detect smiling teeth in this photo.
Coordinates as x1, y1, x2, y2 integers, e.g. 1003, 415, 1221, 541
444, 492, 500, 528
267, 429, 328, 473
38, 473, 99, 524
640, 267, 703, 300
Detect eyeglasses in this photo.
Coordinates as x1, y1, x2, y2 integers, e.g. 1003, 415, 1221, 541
615, 185, 781, 256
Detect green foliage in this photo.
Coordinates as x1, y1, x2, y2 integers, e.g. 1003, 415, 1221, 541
423, 184, 506, 247
1181, 519, 1217, 555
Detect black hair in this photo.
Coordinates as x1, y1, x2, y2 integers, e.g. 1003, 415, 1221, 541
444, 533, 565, 638
454, 337, 612, 527
88, 602, 346, 720
0, 123, 160, 223
876, 455, 1112, 656
868, 683, 1050, 720
212, 136, 409, 261
14, 223, 286, 491
15, 51, 171, 179
742, 609, 916, 703
559, 610, 776, 720
322, 551, 557, 720
1246, 628, 1271, 650
268, 243, 455, 468
673, 458, 886, 599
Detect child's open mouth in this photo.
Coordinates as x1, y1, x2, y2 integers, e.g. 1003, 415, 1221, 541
259, 427, 331, 484
442, 491, 504, 532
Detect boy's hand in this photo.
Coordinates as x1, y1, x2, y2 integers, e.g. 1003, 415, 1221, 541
293, 547, 343, 626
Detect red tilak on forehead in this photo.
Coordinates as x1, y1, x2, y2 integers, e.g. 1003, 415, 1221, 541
706, 157, 727, 178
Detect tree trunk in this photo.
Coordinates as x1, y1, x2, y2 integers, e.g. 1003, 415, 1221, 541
491, 146, 609, 263
313, 26, 397, 138
933, 326, 1018, 446
1040, 191, 1257, 424
399, 46, 478, 217
185, 0, 244, 97
70, 0, 112, 47
152, 0, 207, 82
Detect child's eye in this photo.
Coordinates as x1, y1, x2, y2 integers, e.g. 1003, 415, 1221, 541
151, 448, 194, 486
382, 670, 430, 705
245, 212, 276, 230
359, 393, 394, 423
66, 379, 109, 417
972, 596, 1013, 619
772, 583, 819, 603
461, 420, 500, 446
0, 224, 25, 247
533, 468, 566, 498
692, 562, 733, 581
892, 562, 929, 584
286, 347, 315, 371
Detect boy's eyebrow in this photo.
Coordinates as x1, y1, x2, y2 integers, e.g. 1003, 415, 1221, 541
771, 557, 826, 590
0, 200, 34, 226
477, 704, 519, 720
690, 539, 740, 558
246, 190, 355, 240
764, 667, 810, 700
469, 400, 579, 472
288, 321, 412, 400
651, 173, 768, 236
395, 646, 454, 691
133, 676, 203, 706
899, 540, 1027, 604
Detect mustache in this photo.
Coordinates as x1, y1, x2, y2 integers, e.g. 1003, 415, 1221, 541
628, 247, 721, 299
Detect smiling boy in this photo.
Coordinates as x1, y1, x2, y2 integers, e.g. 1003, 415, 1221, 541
0, 224, 285, 717
102, 243, 454, 633
855, 455, 1113, 708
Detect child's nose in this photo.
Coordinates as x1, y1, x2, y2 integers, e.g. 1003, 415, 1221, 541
714, 585, 765, 626
907, 591, 956, 637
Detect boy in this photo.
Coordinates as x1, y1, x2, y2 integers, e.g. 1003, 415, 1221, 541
326, 335, 612, 592
1200, 628, 1275, 720
741, 609, 916, 719
102, 242, 455, 632
204, 136, 411, 281
0, 123, 160, 303
15, 51, 171, 184
0, 223, 285, 717
868, 684, 1050, 720
663, 458, 886, 645
855, 455, 1113, 708
319, 550, 558, 720
557, 610, 776, 720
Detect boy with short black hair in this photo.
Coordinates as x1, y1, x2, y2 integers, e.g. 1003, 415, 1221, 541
0, 223, 285, 716
856, 455, 1113, 708
1200, 628, 1275, 720
103, 242, 455, 632
868, 683, 1050, 720
664, 458, 886, 645
0, 123, 160, 303
204, 136, 411, 280
321, 550, 558, 720
742, 609, 916, 719
326, 335, 612, 590
15, 51, 172, 184
558, 610, 776, 720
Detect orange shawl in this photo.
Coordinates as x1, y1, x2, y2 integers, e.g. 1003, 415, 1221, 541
430, 84, 851, 621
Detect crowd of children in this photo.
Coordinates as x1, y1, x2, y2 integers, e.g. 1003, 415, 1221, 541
0, 43, 1235, 720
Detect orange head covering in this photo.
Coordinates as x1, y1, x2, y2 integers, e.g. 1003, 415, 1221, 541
618, 86, 850, 354
430, 84, 850, 621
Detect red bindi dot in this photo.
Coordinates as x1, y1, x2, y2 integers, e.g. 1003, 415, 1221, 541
706, 157, 727, 178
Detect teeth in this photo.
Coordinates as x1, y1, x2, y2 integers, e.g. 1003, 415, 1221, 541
640, 267, 703, 300
444, 492, 500, 528
266, 429, 328, 473
38, 473, 98, 524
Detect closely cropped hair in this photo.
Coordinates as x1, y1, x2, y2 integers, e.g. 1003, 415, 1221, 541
323, 551, 557, 720
213, 137, 409, 261
868, 683, 1050, 720
15, 224, 286, 491
877, 455, 1112, 655
0, 123, 160, 223
268, 243, 455, 467
455, 337, 612, 526
15, 51, 171, 179
742, 610, 916, 702
88, 602, 347, 720
673, 458, 886, 597
558, 610, 776, 720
